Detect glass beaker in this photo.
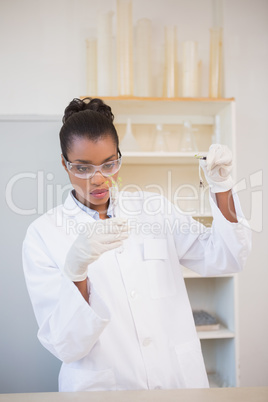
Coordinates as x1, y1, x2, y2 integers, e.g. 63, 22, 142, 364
153, 124, 169, 152
179, 120, 198, 152
120, 118, 140, 152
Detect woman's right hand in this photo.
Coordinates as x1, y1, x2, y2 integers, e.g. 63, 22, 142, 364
63, 217, 129, 282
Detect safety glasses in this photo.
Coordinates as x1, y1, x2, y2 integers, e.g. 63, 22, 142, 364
63, 152, 122, 179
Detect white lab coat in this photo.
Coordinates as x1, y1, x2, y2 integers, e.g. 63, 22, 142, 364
22, 190, 251, 392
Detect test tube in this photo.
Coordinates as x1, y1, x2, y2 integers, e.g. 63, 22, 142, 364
116, 0, 133, 96
86, 39, 97, 96
97, 11, 114, 96
209, 27, 223, 98
163, 26, 178, 98
109, 184, 119, 218
182, 41, 199, 97
135, 18, 152, 97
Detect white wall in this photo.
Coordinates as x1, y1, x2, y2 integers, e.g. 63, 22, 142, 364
0, 0, 267, 392
224, 0, 268, 386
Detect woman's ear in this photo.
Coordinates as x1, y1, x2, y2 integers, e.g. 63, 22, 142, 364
61, 154, 68, 172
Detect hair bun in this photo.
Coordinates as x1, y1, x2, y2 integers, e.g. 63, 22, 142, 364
62, 97, 114, 124
87, 98, 114, 122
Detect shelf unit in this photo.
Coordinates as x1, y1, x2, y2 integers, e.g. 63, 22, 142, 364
82, 96, 238, 387
122, 152, 199, 164
181, 261, 238, 387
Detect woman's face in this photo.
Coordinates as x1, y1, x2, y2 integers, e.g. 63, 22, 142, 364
62, 135, 120, 214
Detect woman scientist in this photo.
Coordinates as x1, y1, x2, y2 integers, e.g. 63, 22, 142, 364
22, 97, 251, 392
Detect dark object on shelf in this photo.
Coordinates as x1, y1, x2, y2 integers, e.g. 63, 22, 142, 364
193, 310, 220, 331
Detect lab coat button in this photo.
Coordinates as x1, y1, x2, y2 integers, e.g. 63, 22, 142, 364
142, 337, 152, 347
130, 290, 137, 299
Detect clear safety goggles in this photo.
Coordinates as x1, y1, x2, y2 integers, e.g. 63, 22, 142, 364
63, 151, 122, 179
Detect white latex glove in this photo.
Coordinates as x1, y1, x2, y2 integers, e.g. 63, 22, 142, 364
63, 217, 129, 282
199, 144, 233, 193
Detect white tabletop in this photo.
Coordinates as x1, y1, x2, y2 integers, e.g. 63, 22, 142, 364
0, 388, 267, 402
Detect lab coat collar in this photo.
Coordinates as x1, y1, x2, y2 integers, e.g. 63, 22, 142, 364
62, 191, 95, 224
70, 190, 113, 219
62, 190, 114, 225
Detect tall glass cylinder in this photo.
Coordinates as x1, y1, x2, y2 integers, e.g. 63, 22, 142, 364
182, 41, 199, 97
209, 27, 223, 98
135, 18, 152, 97
116, 0, 133, 96
97, 11, 114, 96
86, 39, 97, 95
163, 26, 178, 98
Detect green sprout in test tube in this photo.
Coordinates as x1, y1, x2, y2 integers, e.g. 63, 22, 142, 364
105, 176, 122, 217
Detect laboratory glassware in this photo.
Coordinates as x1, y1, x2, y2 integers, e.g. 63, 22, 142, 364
163, 26, 178, 97
116, 0, 133, 96
86, 39, 97, 96
179, 120, 198, 152
209, 27, 223, 98
153, 124, 169, 152
135, 18, 152, 97
120, 118, 140, 152
97, 11, 114, 96
182, 41, 199, 97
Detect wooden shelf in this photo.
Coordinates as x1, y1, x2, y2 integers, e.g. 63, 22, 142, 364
81, 96, 235, 122
193, 213, 213, 218
122, 151, 205, 164
81, 95, 235, 102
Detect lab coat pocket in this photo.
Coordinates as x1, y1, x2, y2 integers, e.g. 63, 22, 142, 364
146, 260, 177, 299
59, 365, 117, 392
175, 339, 209, 388
144, 239, 177, 299
144, 238, 169, 260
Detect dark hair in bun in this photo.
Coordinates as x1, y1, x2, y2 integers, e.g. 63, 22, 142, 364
59, 97, 120, 159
